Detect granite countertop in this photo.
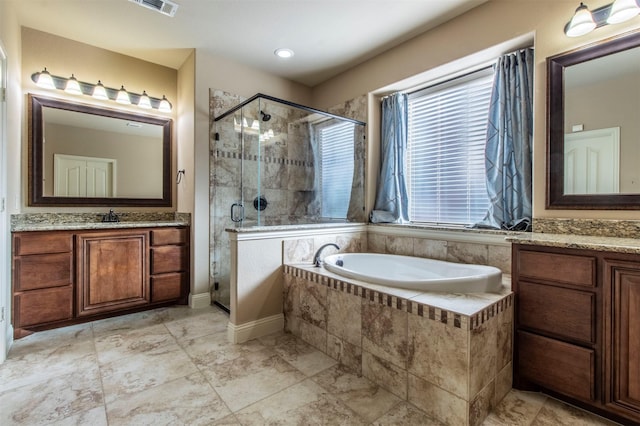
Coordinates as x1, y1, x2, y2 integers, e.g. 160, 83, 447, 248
11, 212, 190, 232
12, 220, 190, 232
507, 232, 640, 254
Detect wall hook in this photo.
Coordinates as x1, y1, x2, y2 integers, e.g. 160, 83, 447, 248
176, 169, 185, 184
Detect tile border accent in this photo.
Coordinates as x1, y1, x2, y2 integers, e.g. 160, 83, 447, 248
284, 265, 512, 331
216, 149, 313, 168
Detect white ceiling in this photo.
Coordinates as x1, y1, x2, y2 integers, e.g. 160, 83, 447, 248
13, 0, 486, 87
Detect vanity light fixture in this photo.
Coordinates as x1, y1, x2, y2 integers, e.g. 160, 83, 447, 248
138, 91, 152, 109
92, 80, 109, 100
30, 70, 172, 112
34, 68, 56, 90
274, 48, 294, 59
116, 85, 131, 104
565, 0, 640, 37
158, 95, 172, 113
64, 74, 82, 95
607, 0, 640, 23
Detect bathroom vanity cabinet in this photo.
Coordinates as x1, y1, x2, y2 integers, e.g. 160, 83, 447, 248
12, 226, 189, 338
512, 243, 640, 424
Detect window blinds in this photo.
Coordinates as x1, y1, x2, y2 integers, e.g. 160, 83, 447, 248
407, 68, 494, 226
319, 121, 355, 219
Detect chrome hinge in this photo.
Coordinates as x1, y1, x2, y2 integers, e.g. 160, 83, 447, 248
0, 88, 5, 102
0, 307, 4, 322
0, 197, 4, 213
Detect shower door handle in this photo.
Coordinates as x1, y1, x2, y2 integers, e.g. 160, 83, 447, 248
231, 202, 244, 222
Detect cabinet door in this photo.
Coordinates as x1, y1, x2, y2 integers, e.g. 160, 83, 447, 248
76, 231, 149, 316
605, 259, 640, 419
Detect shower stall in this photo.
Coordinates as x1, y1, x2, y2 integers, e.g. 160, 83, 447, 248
211, 93, 366, 311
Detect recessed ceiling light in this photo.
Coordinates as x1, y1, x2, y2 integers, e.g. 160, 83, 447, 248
274, 48, 294, 59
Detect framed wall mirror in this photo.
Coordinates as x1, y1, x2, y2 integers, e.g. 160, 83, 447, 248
28, 94, 172, 206
547, 30, 640, 209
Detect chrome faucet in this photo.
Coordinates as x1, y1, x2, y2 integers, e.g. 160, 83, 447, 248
101, 209, 120, 223
313, 243, 340, 267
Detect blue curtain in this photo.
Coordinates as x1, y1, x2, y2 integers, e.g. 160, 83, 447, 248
476, 48, 534, 231
371, 93, 409, 223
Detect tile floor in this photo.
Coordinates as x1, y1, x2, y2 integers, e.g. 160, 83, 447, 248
0, 305, 620, 425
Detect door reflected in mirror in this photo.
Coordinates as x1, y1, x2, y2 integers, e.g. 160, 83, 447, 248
29, 95, 172, 207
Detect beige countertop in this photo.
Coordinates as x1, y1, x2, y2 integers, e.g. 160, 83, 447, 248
507, 232, 640, 254
12, 220, 189, 232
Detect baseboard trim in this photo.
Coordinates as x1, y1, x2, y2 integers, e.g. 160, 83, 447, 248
188, 292, 212, 309
227, 314, 284, 344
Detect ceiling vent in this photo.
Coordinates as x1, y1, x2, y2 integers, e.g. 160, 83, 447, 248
129, 0, 179, 17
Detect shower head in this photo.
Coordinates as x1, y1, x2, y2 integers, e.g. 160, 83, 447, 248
260, 110, 271, 122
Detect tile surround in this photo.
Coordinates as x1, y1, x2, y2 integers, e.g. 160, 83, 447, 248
283, 264, 514, 425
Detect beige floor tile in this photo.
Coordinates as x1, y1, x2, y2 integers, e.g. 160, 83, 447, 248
531, 397, 621, 426
0, 305, 623, 426
372, 401, 445, 425
164, 309, 228, 341
0, 366, 104, 425
311, 364, 402, 423
235, 378, 366, 425
100, 343, 198, 403
91, 309, 165, 338
482, 389, 546, 426
106, 372, 232, 425
200, 347, 306, 412
258, 331, 337, 376
0, 339, 97, 393
94, 323, 177, 364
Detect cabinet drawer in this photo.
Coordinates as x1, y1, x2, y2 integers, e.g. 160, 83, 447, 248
517, 250, 596, 287
518, 281, 595, 344
14, 286, 73, 327
518, 331, 595, 401
13, 252, 73, 291
151, 245, 187, 274
151, 273, 184, 302
151, 228, 188, 246
14, 232, 73, 255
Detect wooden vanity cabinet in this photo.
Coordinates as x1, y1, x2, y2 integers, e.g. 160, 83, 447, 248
11, 226, 189, 338
603, 258, 640, 420
513, 244, 640, 424
150, 227, 189, 303
76, 230, 149, 317
12, 231, 74, 338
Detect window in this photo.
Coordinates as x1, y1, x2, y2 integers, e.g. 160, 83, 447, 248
407, 67, 494, 226
319, 121, 355, 219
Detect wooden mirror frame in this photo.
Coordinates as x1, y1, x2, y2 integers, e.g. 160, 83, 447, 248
28, 94, 172, 207
547, 30, 640, 209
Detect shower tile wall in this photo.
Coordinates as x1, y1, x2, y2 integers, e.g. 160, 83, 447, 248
209, 90, 367, 307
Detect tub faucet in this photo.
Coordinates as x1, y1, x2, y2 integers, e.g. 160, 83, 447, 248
313, 243, 340, 267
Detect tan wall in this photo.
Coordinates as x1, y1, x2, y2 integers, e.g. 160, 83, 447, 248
0, 0, 23, 362
21, 27, 179, 212
311, 0, 640, 220
188, 50, 313, 303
